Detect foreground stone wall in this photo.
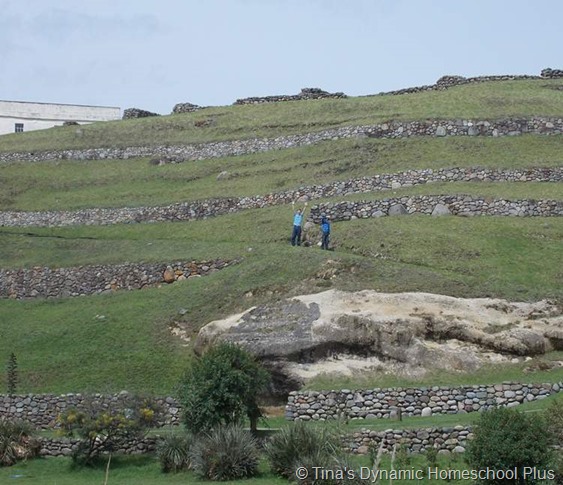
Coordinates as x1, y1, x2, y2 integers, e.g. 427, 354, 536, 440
38, 427, 471, 456
38, 427, 472, 456
346, 426, 472, 455
1, 117, 561, 165
0, 259, 234, 299
1, 166, 561, 228
40, 436, 158, 457
285, 382, 562, 422
0, 393, 181, 429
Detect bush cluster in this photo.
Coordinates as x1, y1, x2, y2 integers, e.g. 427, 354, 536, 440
57, 394, 160, 466
0, 419, 40, 467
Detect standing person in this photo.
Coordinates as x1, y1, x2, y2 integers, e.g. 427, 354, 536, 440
291, 200, 307, 246
320, 214, 331, 250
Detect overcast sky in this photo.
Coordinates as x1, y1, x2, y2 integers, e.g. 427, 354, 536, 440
1, 0, 561, 114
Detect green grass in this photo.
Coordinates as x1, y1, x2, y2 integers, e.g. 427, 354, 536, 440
0, 209, 562, 393
0, 453, 475, 484
0, 456, 287, 485
1, 134, 562, 211
304, 352, 563, 392
0, 80, 562, 153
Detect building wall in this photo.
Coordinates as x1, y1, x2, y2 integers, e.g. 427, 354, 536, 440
0, 100, 120, 135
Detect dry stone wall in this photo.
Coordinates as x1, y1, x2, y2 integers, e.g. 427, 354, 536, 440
0, 393, 181, 429
0, 260, 234, 299
1, 167, 561, 228
37, 426, 473, 456
370, 68, 562, 97
39, 436, 158, 457
310, 196, 562, 221
122, 108, 160, 119
346, 426, 473, 455
286, 382, 563, 422
234, 87, 347, 105
1, 117, 561, 165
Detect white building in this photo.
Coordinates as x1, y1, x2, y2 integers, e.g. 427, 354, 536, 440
0, 100, 121, 135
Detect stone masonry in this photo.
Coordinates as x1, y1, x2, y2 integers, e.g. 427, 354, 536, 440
285, 382, 563, 422
1, 117, 561, 165
0, 259, 235, 299
0, 166, 561, 227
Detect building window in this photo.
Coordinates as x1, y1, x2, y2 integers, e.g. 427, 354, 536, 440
15, 123, 24, 133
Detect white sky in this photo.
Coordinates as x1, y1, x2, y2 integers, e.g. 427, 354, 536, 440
1, 0, 561, 113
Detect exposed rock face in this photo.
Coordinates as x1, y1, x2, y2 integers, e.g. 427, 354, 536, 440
195, 290, 563, 386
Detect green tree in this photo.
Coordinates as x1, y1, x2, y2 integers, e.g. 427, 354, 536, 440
178, 343, 269, 434
466, 406, 553, 484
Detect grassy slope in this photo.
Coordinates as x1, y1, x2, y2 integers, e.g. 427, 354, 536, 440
0, 211, 562, 394
0, 80, 562, 395
0, 79, 562, 152
1, 135, 562, 211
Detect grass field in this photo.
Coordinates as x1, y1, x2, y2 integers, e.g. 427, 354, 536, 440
1, 134, 562, 211
0, 77, 562, 484
0, 80, 562, 153
0, 78, 562, 397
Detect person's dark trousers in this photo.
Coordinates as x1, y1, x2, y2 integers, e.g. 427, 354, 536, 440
321, 233, 330, 250
291, 225, 302, 246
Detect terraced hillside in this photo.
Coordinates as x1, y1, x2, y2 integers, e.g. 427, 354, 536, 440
0, 78, 562, 396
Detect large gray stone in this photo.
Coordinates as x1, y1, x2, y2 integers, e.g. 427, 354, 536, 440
388, 204, 407, 216
431, 204, 451, 216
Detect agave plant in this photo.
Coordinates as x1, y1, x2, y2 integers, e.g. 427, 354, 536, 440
190, 425, 259, 481
0, 419, 40, 467
157, 433, 192, 473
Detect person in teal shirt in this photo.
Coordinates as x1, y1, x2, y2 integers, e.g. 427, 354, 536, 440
291, 200, 307, 246
320, 214, 331, 250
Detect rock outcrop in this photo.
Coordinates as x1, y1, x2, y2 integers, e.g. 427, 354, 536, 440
195, 290, 563, 387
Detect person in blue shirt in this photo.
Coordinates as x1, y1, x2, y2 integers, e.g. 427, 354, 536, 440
320, 214, 331, 250
291, 200, 307, 246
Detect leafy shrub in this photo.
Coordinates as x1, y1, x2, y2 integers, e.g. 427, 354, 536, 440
425, 445, 438, 468
157, 433, 192, 473
0, 419, 40, 467
466, 406, 553, 484
178, 343, 269, 434
545, 398, 563, 484
265, 421, 341, 479
190, 425, 259, 481
57, 394, 160, 466
6, 353, 17, 395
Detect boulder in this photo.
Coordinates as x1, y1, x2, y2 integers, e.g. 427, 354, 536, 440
431, 204, 451, 217
388, 204, 407, 216
194, 290, 560, 384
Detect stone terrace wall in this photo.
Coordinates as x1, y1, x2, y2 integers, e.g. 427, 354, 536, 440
1, 117, 561, 165
311, 195, 562, 221
40, 436, 158, 457
1, 166, 561, 227
122, 108, 160, 119
286, 382, 563, 422
38, 427, 472, 456
374, 74, 541, 96
0, 259, 234, 299
370, 68, 562, 97
346, 426, 473, 455
234, 87, 347, 105
37, 427, 473, 456
0, 393, 181, 429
